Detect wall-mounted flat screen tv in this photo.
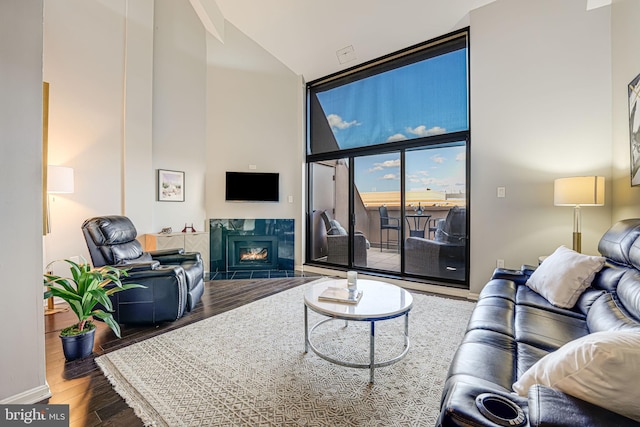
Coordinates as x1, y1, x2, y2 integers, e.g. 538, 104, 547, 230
225, 172, 279, 202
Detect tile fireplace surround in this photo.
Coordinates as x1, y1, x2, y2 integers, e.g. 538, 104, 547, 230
209, 218, 296, 280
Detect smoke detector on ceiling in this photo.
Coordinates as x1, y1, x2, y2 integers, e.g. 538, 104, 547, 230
336, 45, 357, 65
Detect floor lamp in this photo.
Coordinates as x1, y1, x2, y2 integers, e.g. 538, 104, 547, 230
45, 165, 74, 315
554, 176, 604, 253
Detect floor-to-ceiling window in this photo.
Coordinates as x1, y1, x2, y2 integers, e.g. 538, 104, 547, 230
306, 29, 469, 288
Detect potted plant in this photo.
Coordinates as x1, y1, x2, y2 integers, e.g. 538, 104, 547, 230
43, 258, 144, 361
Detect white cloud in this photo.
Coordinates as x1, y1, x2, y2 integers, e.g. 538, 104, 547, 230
381, 173, 399, 180
387, 133, 407, 142
327, 114, 359, 130
431, 155, 445, 164
369, 159, 400, 172
406, 125, 447, 137
380, 159, 401, 168
456, 152, 466, 161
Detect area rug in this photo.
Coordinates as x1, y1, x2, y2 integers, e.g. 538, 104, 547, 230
96, 278, 476, 426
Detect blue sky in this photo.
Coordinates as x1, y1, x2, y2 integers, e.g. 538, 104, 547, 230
354, 146, 466, 193
317, 48, 468, 194
317, 49, 468, 150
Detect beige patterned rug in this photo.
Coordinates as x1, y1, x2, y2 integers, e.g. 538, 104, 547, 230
97, 279, 475, 426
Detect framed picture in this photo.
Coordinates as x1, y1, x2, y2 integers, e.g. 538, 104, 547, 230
629, 72, 640, 185
157, 169, 185, 202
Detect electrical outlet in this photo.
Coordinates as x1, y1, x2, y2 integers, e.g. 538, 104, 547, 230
497, 259, 505, 268
497, 187, 506, 198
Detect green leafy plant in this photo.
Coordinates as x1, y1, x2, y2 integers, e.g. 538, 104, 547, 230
44, 258, 144, 338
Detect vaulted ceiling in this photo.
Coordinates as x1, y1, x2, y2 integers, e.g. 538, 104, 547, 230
213, 0, 498, 82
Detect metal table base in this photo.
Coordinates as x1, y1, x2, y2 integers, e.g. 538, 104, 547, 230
304, 305, 410, 384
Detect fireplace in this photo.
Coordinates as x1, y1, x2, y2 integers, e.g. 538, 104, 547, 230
209, 218, 294, 274
227, 235, 278, 271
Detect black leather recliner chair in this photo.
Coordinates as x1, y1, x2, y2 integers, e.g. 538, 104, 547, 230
81, 215, 205, 324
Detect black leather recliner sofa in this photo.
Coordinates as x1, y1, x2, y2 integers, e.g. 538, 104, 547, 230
438, 219, 640, 427
81, 215, 205, 324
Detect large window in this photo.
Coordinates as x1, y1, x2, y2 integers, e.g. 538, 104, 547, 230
306, 29, 469, 287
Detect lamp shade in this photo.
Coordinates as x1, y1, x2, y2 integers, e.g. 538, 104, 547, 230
554, 176, 604, 206
47, 165, 74, 194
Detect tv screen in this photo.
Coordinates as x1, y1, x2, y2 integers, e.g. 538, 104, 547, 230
225, 172, 279, 202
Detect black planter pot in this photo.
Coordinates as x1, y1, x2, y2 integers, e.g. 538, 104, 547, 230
60, 327, 96, 361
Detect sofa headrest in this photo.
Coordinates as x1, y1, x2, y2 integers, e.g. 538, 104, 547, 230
82, 215, 138, 246
598, 219, 640, 266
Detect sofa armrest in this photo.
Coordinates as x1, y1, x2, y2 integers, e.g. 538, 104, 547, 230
123, 265, 184, 280
151, 251, 202, 265
491, 268, 528, 285
149, 248, 185, 257
118, 260, 160, 272
528, 384, 640, 427
438, 381, 528, 427
521, 264, 537, 275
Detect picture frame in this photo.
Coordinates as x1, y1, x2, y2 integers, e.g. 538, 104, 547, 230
157, 169, 185, 202
629, 72, 640, 186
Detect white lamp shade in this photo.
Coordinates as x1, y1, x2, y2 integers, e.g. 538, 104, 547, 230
47, 165, 74, 194
554, 176, 604, 206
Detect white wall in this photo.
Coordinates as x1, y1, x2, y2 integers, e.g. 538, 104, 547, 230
611, 0, 640, 220
44, 0, 129, 265
469, 0, 612, 294
43, 0, 208, 267
205, 22, 306, 267
152, 0, 208, 233
124, 1, 155, 232
0, 0, 49, 403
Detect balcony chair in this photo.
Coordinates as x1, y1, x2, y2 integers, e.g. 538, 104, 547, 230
316, 210, 368, 266
405, 206, 466, 280
378, 205, 400, 252
81, 215, 204, 324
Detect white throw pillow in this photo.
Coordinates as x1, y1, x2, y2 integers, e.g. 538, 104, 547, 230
525, 245, 605, 308
513, 331, 640, 422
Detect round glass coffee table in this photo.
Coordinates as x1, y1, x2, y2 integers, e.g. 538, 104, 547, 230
304, 278, 413, 383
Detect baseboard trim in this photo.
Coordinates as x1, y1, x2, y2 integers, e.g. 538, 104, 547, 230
0, 384, 51, 404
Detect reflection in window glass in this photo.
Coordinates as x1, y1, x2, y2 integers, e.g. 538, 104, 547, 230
309, 160, 349, 267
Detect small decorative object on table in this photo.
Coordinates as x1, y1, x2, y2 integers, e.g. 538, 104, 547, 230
318, 286, 363, 304
347, 271, 358, 290
181, 223, 196, 233
160, 227, 172, 234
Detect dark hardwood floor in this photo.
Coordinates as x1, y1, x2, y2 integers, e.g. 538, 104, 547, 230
42, 276, 321, 427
